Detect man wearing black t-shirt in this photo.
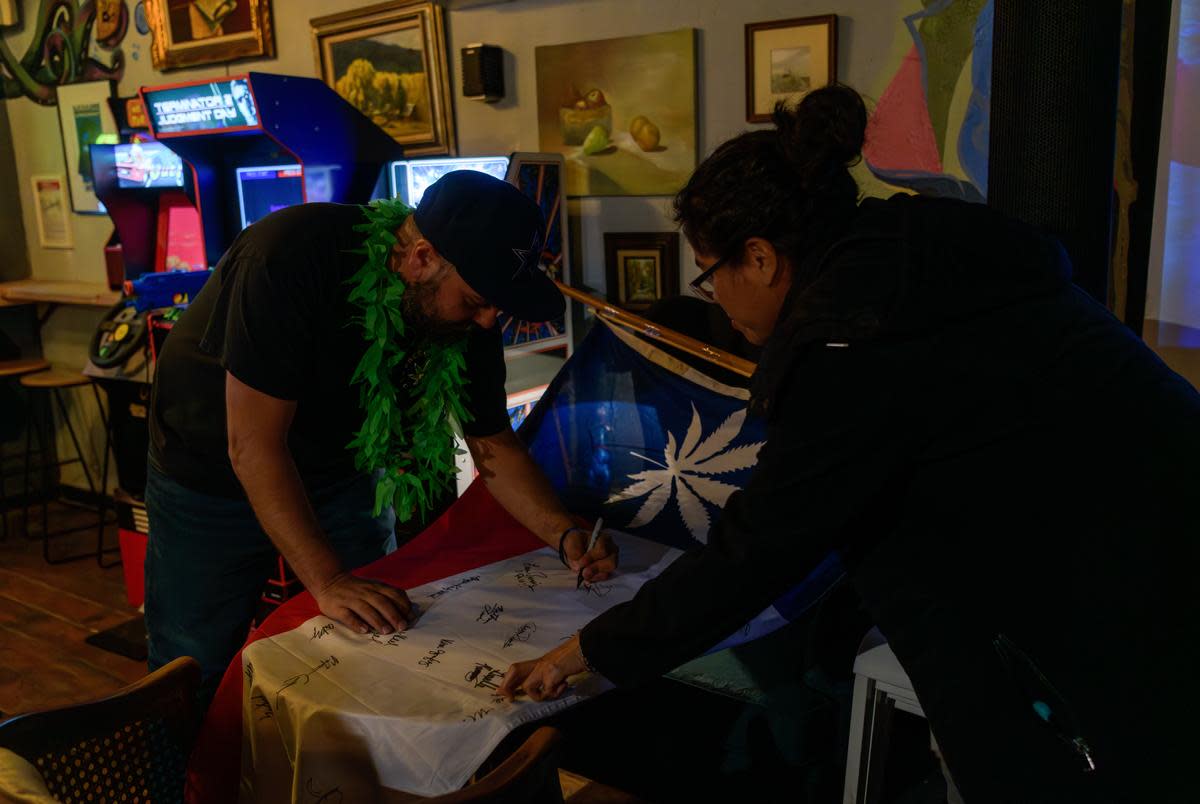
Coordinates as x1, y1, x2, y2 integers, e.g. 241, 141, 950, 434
146, 172, 614, 706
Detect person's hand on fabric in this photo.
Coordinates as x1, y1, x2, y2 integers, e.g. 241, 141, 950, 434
499, 633, 588, 702
562, 525, 620, 584
313, 572, 414, 635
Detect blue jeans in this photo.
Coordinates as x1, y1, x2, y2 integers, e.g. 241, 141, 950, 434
144, 465, 396, 712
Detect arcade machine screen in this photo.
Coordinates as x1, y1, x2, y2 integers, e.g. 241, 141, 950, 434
390, 156, 510, 206
114, 141, 185, 189
236, 164, 304, 229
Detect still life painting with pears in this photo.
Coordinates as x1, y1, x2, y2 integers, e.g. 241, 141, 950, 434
536, 29, 697, 197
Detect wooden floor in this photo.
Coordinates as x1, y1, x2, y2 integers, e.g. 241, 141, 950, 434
0, 503, 145, 719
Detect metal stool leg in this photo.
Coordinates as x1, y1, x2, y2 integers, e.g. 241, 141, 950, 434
42, 387, 105, 565
0, 439, 7, 542
92, 382, 119, 568
21, 389, 43, 539
39, 392, 52, 543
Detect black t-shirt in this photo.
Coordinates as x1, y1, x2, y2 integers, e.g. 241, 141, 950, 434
149, 202, 509, 499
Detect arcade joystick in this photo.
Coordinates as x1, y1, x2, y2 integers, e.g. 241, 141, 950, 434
90, 302, 148, 369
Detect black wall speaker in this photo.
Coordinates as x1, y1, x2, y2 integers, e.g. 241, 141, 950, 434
462, 43, 504, 103
988, 0, 1123, 304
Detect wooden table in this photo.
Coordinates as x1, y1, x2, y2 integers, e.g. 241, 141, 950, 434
0, 279, 119, 308
0, 279, 119, 331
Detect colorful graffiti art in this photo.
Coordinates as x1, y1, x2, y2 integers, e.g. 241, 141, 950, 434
863, 0, 992, 202
0, 0, 128, 105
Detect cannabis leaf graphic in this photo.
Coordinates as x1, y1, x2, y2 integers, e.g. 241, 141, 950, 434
606, 405, 764, 542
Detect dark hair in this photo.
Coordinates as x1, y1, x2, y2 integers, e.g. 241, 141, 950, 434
673, 84, 867, 269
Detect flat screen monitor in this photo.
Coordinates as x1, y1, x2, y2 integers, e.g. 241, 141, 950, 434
115, 141, 186, 189
389, 156, 510, 206
236, 164, 304, 229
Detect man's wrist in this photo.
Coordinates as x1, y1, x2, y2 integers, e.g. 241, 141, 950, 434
542, 517, 579, 546
557, 526, 586, 567
292, 547, 345, 595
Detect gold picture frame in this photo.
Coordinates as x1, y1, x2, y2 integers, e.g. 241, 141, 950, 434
745, 15, 838, 123
311, 1, 456, 156
145, 0, 275, 71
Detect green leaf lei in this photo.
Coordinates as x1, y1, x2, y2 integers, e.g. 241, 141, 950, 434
346, 198, 472, 523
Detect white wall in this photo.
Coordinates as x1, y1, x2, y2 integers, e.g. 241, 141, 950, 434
1, 0, 922, 489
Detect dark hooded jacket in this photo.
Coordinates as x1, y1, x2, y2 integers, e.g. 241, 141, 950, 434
580, 194, 1200, 803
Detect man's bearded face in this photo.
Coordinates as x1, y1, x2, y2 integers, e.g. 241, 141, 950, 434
402, 267, 475, 343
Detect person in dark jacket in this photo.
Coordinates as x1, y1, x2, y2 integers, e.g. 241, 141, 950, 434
499, 85, 1200, 803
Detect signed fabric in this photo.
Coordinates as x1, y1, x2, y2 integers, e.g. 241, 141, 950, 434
240, 535, 681, 801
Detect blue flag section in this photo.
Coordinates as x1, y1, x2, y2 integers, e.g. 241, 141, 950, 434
518, 319, 845, 641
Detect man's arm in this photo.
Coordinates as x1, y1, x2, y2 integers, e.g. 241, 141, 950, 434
467, 428, 617, 581
226, 372, 412, 634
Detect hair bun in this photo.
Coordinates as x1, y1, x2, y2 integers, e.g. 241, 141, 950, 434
772, 84, 867, 193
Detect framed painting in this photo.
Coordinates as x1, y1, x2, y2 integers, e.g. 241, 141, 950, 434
604, 232, 680, 313
745, 15, 838, 123
535, 29, 697, 197
145, 0, 275, 70
311, 1, 456, 156
55, 80, 118, 214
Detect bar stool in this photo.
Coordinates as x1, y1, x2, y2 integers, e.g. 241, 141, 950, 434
18, 367, 116, 565
0, 358, 51, 542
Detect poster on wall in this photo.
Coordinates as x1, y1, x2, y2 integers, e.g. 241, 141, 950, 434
535, 29, 697, 197
55, 80, 119, 214
500, 153, 571, 351
31, 175, 72, 249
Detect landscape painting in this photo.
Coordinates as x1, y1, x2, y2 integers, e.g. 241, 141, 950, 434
312, 2, 455, 155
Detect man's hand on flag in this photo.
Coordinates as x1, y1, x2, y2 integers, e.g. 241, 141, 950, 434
313, 572, 415, 635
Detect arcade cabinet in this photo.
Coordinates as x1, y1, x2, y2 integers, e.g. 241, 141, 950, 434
90, 72, 401, 609
141, 72, 401, 261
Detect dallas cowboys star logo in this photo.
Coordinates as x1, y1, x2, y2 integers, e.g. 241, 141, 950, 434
511, 231, 543, 279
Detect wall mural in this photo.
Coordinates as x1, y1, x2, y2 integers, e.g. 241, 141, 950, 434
0, 0, 128, 105
863, 0, 992, 202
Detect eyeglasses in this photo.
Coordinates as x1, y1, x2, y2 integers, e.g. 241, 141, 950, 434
688, 253, 733, 303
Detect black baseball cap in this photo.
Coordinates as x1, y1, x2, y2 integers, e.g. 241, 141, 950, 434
413, 170, 564, 322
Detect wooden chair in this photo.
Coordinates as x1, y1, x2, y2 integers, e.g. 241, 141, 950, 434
381, 726, 565, 804
0, 657, 201, 804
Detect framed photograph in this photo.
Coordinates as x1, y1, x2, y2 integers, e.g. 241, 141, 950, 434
30, 175, 72, 249
55, 80, 118, 214
745, 15, 838, 123
311, 1, 456, 156
604, 232, 680, 313
145, 0, 275, 70
535, 29, 697, 197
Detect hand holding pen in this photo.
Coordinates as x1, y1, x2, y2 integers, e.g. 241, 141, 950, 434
577, 519, 603, 589
559, 518, 619, 586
